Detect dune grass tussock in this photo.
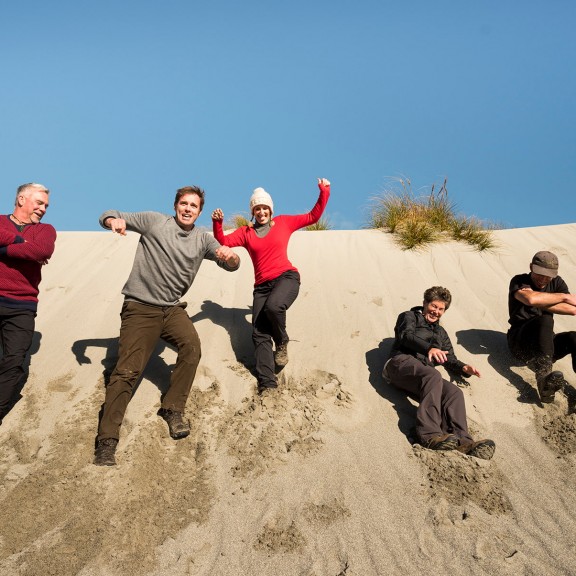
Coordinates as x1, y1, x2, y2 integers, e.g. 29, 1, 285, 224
224, 214, 251, 230
367, 177, 499, 251
305, 216, 333, 231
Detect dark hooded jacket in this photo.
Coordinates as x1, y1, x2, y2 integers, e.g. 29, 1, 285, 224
391, 306, 467, 375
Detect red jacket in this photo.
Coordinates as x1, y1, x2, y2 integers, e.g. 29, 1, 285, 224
213, 184, 329, 285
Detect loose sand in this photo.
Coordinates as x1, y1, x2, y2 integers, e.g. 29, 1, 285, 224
1, 223, 575, 575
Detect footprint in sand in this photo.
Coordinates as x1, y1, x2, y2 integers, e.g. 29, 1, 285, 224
218, 370, 352, 480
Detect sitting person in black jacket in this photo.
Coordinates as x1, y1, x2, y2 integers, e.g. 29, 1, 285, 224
383, 286, 495, 460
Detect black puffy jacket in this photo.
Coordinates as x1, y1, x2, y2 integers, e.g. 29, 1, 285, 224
391, 306, 466, 375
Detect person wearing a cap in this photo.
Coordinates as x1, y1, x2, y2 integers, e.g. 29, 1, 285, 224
93, 186, 240, 466
383, 286, 496, 459
507, 251, 576, 403
211, 178, 330, 392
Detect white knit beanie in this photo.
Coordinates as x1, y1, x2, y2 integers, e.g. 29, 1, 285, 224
249, 187, 274, 215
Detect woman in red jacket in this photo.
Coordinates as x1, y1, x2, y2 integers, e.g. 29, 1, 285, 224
212, 178, 330, 392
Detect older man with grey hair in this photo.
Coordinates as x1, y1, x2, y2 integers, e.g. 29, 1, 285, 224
507, 250, 576, 403
0, 183, 56, 424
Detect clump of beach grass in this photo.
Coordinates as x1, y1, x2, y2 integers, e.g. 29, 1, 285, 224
224, 214, 250, 230
367, 177, 498, 251
305, 216, 333, 231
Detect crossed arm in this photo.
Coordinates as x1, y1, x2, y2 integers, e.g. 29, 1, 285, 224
515, 287, 576, 315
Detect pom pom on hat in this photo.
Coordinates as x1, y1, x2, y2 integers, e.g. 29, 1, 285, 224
249, 187, 274, 215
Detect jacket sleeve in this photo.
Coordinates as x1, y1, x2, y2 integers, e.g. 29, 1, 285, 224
438, 327, 467, 374
281, 182, 331, 232
0, 227, 19, 247
203, 233, 240, 272
394, 311, 432, 356
211, 220, 248, 248
4, 225, 56, 262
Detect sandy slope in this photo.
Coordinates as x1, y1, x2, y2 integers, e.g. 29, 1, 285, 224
1, 224, 575, 576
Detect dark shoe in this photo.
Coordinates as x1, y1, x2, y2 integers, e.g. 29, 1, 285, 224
422, 434, 459, 451
457, 439, 496, 460
94, 438, 118, 466
274, 342, 289, 367
257, 382, 278, 395
538, 370, 565, 403
158, 408, 190, 439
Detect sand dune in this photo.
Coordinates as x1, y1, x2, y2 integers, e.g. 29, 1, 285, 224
1, 223, 575, 576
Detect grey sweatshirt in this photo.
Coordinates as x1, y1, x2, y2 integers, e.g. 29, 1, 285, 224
100, 210, 239, 307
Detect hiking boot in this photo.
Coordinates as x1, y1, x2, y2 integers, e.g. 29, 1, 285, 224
457, 439, 496, 460
257, 380, 278, 395
94, 438, 118, 466
422, 434, 459, 451
274, 342, 289, 367
158, 408, 190, 439
537, 370, 565, 403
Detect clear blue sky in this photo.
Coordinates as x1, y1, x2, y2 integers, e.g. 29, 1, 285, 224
2, 1, 574, 231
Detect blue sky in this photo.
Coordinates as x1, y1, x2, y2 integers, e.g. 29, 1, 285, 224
1, 1, 574, 231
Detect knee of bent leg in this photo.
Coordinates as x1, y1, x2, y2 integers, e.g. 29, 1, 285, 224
264, 300, 286, 319
179, 338, 201, 364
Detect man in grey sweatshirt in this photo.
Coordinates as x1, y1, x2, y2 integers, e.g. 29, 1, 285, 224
94, 185, 240, 466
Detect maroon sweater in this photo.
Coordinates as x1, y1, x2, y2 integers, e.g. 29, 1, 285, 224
0, 215, 57, 310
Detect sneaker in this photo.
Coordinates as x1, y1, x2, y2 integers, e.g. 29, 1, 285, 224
457, 439, 496, 460
158, 408, 190, 439
94, 438, 118, 466
538, 370, 565, 403
274, 342, 289, 367
422, 434, 459, 451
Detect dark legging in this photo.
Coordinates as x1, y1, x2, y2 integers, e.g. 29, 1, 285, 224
508, 315, 576, 373
252, 270, 300, 388
0, 307, 36, 419
386, 354, 473, 445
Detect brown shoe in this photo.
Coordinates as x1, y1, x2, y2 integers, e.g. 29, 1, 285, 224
274, 342, 289, 367
422, 434, 459, 451
457, 439, 496, 460
158, 408, 190, 439
94, 438, 118, 466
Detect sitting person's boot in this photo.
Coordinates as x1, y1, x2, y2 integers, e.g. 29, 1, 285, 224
421, 434, 459, 451
158, 408, 191, 439
457, 439, 496, 460
94, 438, 119, 466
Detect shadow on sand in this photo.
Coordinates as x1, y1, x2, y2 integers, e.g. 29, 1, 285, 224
365, 337, 418, 444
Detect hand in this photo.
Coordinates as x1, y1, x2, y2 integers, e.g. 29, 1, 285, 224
317, 178, 331, 193
428, 347, 448, 364
212, 208, 224, 221
215, 245, 238, 266
107, 218, 127, 236
463, 364, 481, 378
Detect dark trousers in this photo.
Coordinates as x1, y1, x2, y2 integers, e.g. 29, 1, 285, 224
252, 270, 300, 388
508, 315, 576, 374
97, 301, 201, 441
0, 306, 36, 419
386, 354, 472, 444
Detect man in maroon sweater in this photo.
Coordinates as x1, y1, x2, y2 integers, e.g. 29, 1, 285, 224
0, 183, 56, 424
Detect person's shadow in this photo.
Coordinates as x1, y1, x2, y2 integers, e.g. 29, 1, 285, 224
0, 331, 42, 418
190, 300, 255, 373
455, 329, 541, 405
365, 338, 418, 444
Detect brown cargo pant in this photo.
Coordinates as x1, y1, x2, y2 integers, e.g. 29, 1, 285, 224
385, 354, 472, 445
97, 300, 201, 441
